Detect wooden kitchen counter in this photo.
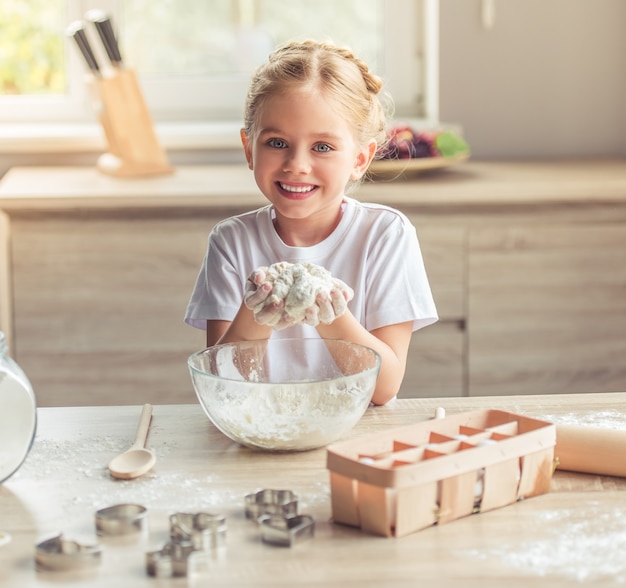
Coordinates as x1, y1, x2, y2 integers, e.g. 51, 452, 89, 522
2, 393, 626, 587
1, 159, 626, 213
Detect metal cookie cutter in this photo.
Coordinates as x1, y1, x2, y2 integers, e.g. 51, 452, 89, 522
146, 541, 198, 578
260, 514, 315, 547
95, 503, 148, 536
245, 489, 298, 521
170, 512, 226, 550
35, 534, 102, 572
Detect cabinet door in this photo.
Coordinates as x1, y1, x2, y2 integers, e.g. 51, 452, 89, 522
398, 224, 466, 398
399, 320, 465, 398
468, 225, 626, 396
11, 212, 215, 406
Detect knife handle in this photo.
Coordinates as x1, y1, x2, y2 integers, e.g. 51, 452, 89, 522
86, 9, 123, 66
66, 21, 100, 74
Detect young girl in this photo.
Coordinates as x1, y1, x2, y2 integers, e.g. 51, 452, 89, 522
185, 40, 438, 405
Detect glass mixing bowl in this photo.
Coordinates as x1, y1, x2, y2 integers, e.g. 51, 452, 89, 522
188, 338, 381, 451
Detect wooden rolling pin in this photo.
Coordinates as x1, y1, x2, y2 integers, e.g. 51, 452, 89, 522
555, 424, 626, 477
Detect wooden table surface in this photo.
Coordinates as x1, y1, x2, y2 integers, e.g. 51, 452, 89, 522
2, 393, 626, 587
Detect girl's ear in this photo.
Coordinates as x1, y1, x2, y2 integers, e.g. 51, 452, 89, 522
240, 129, 254, 170
351, 139, 377, 180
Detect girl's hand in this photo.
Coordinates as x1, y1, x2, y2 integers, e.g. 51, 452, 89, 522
308, 284, 354, 326
244, 269, 292, 329
330, 279, 354, 316
254, 299, 292, 330
243, 267, 271, 310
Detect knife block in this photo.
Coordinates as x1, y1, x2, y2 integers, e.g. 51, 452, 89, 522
327, 409, 556, 537
92, 68, 174, 178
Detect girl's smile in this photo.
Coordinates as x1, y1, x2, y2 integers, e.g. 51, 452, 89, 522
276, 181, 318, 198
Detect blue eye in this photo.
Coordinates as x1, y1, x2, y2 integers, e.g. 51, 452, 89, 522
267, 138, 287, 149
314, 143, 332, 153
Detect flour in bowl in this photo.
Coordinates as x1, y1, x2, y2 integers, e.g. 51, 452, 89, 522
198, 377, 373, 451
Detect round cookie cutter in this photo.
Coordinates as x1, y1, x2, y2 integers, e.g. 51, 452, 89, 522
95, 503, 148, 536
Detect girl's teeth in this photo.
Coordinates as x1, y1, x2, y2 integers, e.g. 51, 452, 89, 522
280, 183, 314, 193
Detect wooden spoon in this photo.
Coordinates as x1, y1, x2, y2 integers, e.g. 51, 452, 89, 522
108, 404, 156, 479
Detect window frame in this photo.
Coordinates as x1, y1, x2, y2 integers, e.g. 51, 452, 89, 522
0, 0, 439, 152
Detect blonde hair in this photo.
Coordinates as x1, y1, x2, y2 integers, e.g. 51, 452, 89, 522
243, 40, 392, 151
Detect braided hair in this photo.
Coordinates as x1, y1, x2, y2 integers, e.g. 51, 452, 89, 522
243, 40, 392, 153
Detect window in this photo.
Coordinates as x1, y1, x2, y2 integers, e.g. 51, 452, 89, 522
0, 0, 82, 122
0, 0, 438, 146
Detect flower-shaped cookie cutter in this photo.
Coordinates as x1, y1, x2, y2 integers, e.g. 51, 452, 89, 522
35, 534, 102, 572
244, 489, 298, 521
95, 503, 148, 536
145, 511, 227, 577
260, 514, 315, 547
169, 512, 226, 550
146, 541, 198, 578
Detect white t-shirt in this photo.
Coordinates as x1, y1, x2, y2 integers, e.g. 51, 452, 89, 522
184, 197, 438, 338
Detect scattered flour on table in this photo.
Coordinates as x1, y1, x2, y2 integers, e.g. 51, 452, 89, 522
13, 435, 331, 512
11, 436, 231, 512
458, 504, 626, 582
9, 434, 331, 540
539, 410, 626, 430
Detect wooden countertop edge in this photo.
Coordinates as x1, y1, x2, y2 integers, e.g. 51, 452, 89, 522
0, 159, 625, 212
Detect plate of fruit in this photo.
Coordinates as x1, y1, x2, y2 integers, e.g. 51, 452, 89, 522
369, 125, 470, 178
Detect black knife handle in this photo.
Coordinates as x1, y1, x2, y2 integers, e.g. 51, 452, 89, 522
66, 21, 100, 74
86, 10, 123, 65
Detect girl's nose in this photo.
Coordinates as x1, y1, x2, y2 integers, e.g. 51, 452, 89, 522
283, 147, 311, 174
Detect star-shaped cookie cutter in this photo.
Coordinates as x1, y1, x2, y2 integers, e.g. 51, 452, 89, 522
169, 512, 226, 550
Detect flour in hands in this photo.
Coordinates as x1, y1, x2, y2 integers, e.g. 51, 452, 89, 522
245, 261, 353, 329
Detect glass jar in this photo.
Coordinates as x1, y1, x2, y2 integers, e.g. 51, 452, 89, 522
0, 332, 37, 483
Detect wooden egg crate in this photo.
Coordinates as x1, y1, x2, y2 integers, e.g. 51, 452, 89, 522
326, 409, 556, 537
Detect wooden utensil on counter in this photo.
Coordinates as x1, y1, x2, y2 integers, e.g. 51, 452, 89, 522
555, 424, 626, 477
108, 403, 156, 479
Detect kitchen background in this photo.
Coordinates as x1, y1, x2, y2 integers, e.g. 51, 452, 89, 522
1, 0, 625, 176
0, 0, 625, 407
